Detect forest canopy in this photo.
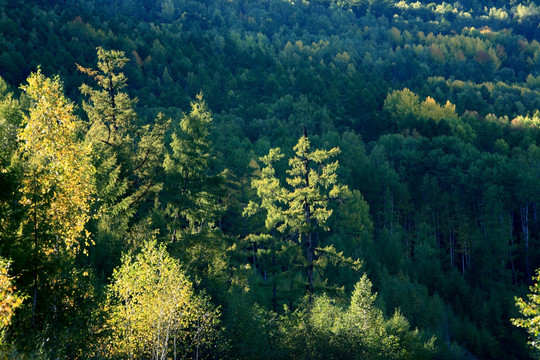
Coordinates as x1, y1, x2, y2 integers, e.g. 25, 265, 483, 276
1, 0, 540, 359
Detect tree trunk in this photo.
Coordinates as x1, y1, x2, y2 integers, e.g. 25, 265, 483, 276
272, 253, 277, 312
302, 129, 314, 297
251, 240, 257, 274
508, 212, 517, 284
447, 213, 454, 268
32, 172, 38, 328
521, 204, 531, 281
306, 231, 314, 295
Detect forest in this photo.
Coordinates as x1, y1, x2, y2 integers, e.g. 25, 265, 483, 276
2, 0, 540, 358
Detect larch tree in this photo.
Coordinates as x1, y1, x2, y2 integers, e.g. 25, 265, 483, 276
512, 269, 540, 359
161, 94, 226, 281
245, 129, 352, 298
0, 257, 23, 346
0, 77, 22, 170
78, 47, 169, 264
0, 77, 23, 276
163, 93, 224, 236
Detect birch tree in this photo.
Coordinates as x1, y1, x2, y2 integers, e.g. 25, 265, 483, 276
107, 239, 223, 360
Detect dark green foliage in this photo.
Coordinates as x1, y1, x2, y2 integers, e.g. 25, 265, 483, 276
1, 0, 540, 359
80, 47, 169, 279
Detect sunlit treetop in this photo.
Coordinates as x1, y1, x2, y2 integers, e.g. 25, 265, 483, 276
19, 69, 95, 254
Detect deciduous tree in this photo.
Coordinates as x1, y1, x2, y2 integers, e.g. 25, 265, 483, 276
0, 257, 23, 346
107, 238, 224, 360
18, 69, 95, 326
512, 269, 540, 359
79, 48, 168, 273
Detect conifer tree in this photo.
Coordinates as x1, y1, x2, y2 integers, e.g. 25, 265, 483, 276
78, 48, 168, 270
245, 130, 352, 298
0, 77, 23, 274
163, 93, 224, 235
162, 94, 226, 283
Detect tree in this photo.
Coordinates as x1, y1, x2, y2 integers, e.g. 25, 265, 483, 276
18, 69, 95, 326
107, 238, 224, 360
161, 0, 175, 21
245, 130, 351, 296
161, 93, 227, 287
0, 76, 23, 274
0, 257, 23, 346
0, 77, 22, 170
163, 93, 224, 237
79, 48, 168, 273
329, 190, 375, 289
79, 46, 168, 214
512, 269, 540, 359
383, 88, 420, 131
278, 274, 435, 360
368, 0, 394, 17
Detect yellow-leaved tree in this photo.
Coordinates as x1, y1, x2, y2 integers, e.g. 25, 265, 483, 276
18, 69, 95, 326
512, 269, 540, 359
107, 239, 225, 359
0, 257, 23, 348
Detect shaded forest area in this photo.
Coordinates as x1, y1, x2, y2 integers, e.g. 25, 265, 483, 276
2, 0, 540, 358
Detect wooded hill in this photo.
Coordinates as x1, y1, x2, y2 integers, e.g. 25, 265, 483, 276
1, 0, 540, 358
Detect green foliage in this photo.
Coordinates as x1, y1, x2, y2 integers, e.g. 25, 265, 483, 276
163, 93, 224, 233
222, 288, 282, 360
245, 132, 355, 299
278, 274, 435, 360
1, 0, 540, 358
80, 46, 168, 214
160, 92, 229, 293
383, 88, 474, 140
246, 133, 348, 234
80, 47, 169, 277
0, 85, 22, 169
0, 80, 23, 273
